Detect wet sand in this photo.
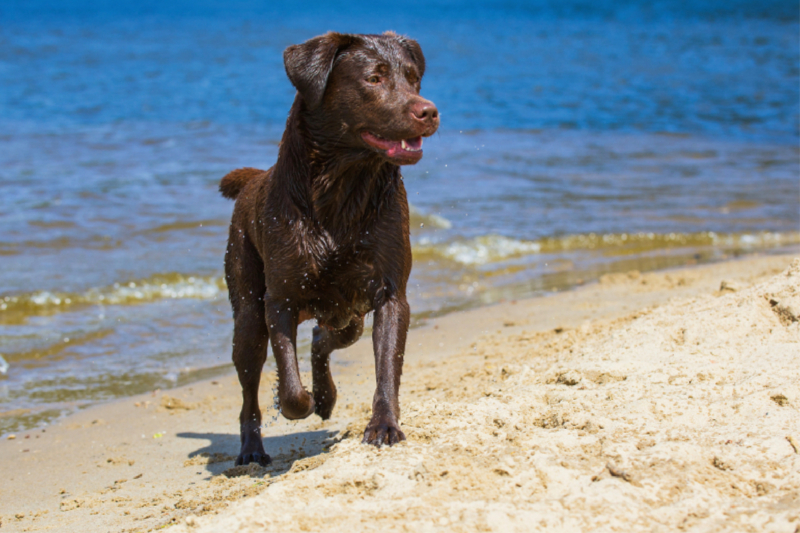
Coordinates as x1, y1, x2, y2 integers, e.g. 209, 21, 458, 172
1, 253, 798, 533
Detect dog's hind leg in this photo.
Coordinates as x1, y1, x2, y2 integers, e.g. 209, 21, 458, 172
226, 232, 271, 467
266, 301, 316, 420
311, 317, 364, 419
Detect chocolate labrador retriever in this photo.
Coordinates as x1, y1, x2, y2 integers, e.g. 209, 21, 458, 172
219, 31, 439, 466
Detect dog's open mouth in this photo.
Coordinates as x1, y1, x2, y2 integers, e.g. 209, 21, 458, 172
361, 132, 424, 164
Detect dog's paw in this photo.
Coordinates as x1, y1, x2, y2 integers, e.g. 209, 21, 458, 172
280, 389, 315, 420
313, 383, 337, 420
362, 419, 406, 447
235, 451, 272, 467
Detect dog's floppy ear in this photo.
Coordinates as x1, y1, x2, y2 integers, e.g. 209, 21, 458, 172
387, 32, 426, 78
284, 32, 354, 110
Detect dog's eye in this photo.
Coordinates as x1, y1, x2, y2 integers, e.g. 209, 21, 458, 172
366, 75, 381, 84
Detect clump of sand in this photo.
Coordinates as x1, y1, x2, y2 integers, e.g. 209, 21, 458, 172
169, 260, 799, 533
160, 395, 198, 412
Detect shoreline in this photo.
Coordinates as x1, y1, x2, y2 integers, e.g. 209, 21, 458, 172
4, 244, 798, 440
1, 252, 797, 532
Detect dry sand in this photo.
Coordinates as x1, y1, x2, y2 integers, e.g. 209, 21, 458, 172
1, 253, 798, 533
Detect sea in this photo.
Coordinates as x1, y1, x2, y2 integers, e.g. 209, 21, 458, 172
1, 0, 798, 434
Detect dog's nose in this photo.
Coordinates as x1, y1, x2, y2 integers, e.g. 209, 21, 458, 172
411, 100, 439, 122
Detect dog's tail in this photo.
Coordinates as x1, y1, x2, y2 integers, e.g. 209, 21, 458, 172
219, 167, 264, 200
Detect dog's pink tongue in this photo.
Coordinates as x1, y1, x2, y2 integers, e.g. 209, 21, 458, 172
384, 140, 402, 156
362, 132, 424, 161
386, 143, 402, 157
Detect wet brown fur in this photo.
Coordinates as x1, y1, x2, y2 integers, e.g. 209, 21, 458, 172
221, 31, 439, 466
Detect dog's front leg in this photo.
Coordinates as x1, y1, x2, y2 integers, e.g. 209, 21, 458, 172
266, 301, 315, 420
363, 295, 409, 446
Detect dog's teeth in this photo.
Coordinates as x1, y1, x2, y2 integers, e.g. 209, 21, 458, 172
401, 140, 408, 150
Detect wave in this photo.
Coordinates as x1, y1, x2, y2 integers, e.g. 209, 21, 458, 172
2, 231, 796, 321
413, 231, 800, 265
408, 205, 452, 230
414, 235, 542, 264
0, 273, 226, 323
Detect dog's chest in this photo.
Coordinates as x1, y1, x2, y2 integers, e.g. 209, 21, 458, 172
298, 233, 379, 327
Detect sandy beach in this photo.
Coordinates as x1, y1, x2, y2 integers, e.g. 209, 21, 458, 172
3, 2, 798, 532
1, 253, 798, 533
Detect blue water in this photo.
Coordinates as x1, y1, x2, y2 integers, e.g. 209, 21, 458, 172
3, 0, 798, 137
1, 0, 798, 434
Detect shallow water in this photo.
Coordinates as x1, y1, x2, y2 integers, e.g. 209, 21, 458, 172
1, 0, 798, 434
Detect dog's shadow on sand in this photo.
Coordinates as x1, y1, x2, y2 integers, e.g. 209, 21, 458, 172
176, 429, 341, 477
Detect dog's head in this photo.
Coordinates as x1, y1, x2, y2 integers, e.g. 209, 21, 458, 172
284, 31, 439, 165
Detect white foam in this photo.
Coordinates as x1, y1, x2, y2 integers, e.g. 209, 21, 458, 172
413, 230, 800, 266
30, 291, 63, 306
100, 277, 223, 303
415, 235, 542, 265
408, 205, 453, 229
1, 275, 227, 312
